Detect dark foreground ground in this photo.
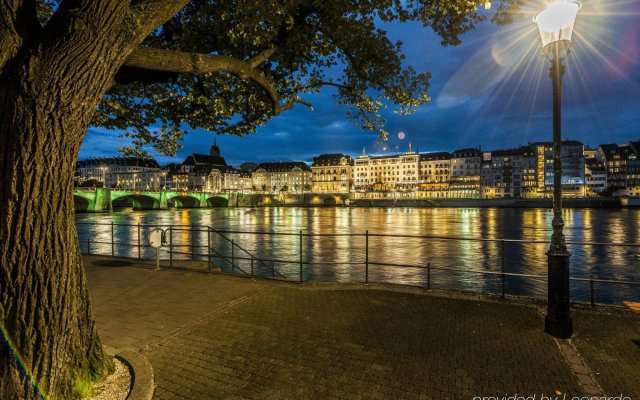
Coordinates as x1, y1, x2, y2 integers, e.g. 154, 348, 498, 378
85, 255, 640, 400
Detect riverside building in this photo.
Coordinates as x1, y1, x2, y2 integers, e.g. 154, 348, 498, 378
311, 154, 353, 193
530, 141, 586, 198
352, 150, 420, 193
417, 152, 451, 198
449, 148, 482, 199
75, 157, 161, 188
480, 146, 537, 199
252, 162, 312, 193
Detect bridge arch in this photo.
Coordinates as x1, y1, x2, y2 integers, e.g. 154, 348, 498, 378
166, 194, 201, 208
111, 192, 161, 210
73, 194, 94, 212
206, 196, 228, 207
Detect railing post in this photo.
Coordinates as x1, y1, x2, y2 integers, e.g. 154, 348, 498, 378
191, 229, 195, 261
231, 239, 235, 272
251, 256, 254, 278
427, 261, 431, 290
169, 226, 173, 268
365, 230, 369, 284
590, 274, 595, 307
501, 238, 505, 299
207, 228, 212, 273
137, 223, 141, 260
299, 231, 304, 284
111, 221, 115, 256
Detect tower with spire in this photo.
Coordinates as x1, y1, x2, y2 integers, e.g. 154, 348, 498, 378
210, 134, 220, 158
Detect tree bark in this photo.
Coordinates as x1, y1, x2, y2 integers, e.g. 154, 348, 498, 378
0, 71, 109, 400
0, 2, 140, 398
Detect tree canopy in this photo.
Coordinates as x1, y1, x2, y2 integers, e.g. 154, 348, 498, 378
30, 0, 517, 157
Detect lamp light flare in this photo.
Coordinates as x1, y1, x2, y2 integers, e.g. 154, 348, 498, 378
397, 131, 406, 140
484, 1, 492, 10
533, 1, 582, 48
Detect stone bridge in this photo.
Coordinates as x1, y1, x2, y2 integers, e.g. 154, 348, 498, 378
73, 188, 234, 212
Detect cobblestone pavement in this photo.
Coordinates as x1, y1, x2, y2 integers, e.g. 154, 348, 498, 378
84, 256, 636, 399
572, 307, 640, 398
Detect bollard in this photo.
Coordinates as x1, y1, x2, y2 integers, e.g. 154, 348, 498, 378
231, 239, 235, 272
365, 230, 369, 284
427, 261, 431, 290
251, 256, 254, 278
87, 238, 91, 255
590, 274, 595, 307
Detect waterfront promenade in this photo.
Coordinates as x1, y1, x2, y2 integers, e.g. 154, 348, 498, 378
85, 255, 640, 399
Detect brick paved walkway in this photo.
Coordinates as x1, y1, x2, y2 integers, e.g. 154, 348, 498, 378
85, 256, 640, 399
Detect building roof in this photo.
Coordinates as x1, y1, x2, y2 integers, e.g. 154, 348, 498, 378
238, 162, 258, 171
489, 146, 534, 157
76, 157, 159, 169
182, 153, 227, 167
312, 153, 353, 166
254, 162, 311, 172
452, 148, 482, 158
192, 165, 237, 175
531, 140, 584, 147
419, 152, 451, 161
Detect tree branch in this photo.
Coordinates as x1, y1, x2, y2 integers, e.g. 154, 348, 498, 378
124, 46, 297, 114
127, 0, 189, 43
249, 47, 277, 69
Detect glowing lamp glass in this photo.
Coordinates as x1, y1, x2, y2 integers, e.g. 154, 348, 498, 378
533, 1, 581, 48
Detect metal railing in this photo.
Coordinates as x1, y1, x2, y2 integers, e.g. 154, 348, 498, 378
76, 222, 640, 307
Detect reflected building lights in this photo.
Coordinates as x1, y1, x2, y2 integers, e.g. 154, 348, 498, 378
74, 207, 639, 303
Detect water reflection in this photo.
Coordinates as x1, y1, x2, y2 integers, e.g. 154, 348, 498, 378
76, 207, 640, 304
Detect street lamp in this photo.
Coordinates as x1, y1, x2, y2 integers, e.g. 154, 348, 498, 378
133, 173, 137, 190
533, 0, 581, 339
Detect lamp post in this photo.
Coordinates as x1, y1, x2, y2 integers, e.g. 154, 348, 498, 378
133, 173, 137, 190
533, 0, 581, 339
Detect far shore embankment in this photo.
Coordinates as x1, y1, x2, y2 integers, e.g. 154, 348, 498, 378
346, 197, 622, 208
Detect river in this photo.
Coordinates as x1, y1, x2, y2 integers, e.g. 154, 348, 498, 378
76, 207, 640, 304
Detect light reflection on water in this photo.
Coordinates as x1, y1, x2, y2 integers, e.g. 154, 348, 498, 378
76, 207, 640, 304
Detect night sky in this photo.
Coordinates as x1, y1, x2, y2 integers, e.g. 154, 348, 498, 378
79, 1, 640, 167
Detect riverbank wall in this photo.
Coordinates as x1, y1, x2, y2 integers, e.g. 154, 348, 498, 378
240, 195, 622, 209
348, 197, 622, 208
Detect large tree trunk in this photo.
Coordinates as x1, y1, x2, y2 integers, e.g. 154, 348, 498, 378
0, 3, 139, 398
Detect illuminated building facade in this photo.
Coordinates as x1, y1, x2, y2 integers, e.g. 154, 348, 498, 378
75, 157, 160, 187
353, 151, 420, 191
531, 141, 586, 198
597, 141, 640, 195
480, 146, 537, 199
252, 162, 312, 193
417, 152, 451, 198
311, 154, 353, 193
449, 148, 482, 199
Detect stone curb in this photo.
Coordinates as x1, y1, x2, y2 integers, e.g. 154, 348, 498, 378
104, 346, 155, 400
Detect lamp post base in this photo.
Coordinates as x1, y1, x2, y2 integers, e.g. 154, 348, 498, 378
545, 250, 573, 339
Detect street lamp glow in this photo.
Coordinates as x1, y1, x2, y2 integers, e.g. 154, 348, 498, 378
533, 1, 581, 49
